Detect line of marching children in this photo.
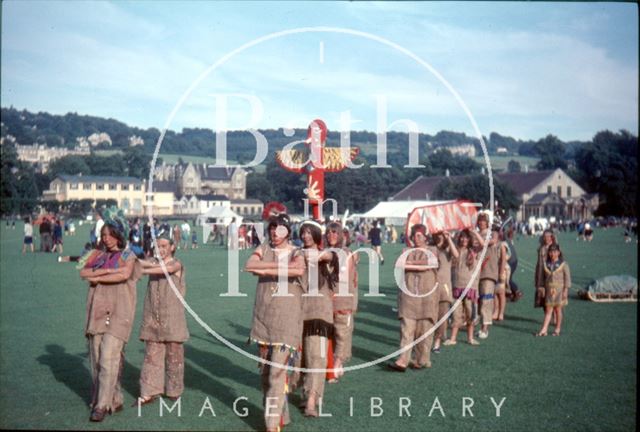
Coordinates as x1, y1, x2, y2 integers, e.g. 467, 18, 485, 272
77, 208, 570, 431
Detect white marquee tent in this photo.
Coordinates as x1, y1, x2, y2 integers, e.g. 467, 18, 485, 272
197, 206, 243, 242
354, 200, 455, 226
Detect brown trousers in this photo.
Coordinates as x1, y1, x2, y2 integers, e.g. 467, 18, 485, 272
88, 334, 125, 412
140, 341, 185, 398
303, 335, 327, 400
479, 279, 496, 326
397, 317, 434, 367
260, 347, 292, 430
333, 312, 354, 364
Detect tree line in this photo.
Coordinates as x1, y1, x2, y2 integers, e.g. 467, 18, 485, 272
1, 107, 637, 217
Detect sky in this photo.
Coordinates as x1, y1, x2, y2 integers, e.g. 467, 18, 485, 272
1, 1, 638, 142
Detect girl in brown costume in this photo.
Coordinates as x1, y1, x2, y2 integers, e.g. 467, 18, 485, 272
297, 220, 337, 416
135, 232, 189, 406
443, 229, 484, 346
79, 208, 140, 422
245, 214, 305, 432
535, 244, 571, 336
431, 230, 459, 353
388, 224, 440, 371
535, 229, 559, 324
324, 221, 358, 382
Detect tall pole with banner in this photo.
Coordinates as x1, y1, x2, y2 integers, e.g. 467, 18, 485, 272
276, 119, 359, 221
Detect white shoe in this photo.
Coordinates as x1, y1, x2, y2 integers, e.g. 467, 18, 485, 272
478, 330, 488, 339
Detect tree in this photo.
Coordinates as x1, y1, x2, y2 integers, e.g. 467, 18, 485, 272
433, 175, 521, 212
123, 146, 152, 178
534, 135, 567, 170
48, 155, 91, 178
507, 159, 521, 173
574, 130, 637, 216
0, 142, 40, 216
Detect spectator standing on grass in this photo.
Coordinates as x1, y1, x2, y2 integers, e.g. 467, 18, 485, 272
94, 212, 104, 248
367, 221, 384, 265
52, 219, 64, 254
173, 223, 182, 249
22, 217, 34, 254
180, 221, 190, 249
40, 216, 53, 252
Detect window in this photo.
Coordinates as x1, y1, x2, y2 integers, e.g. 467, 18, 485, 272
547, 185, 552, 194
134, 184, 141, 191
97, 184, 105, 190
133, 199, 142, 210
109, 183, 117, 191
70, 183, 79, 190
557, 186, 562, 197
567, 186, 572, 197
122, 198, 130, 209
83, 183, 91, 190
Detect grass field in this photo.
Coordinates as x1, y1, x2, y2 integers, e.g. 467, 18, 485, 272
475, 155, 540, 172
0, 223, 636, 431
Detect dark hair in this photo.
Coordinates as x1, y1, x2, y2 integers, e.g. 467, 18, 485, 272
299, 223, 322, 246
457, 229, 472, 247
547, 243, 564, 261
100, 224, 126, 250
430, 232, 445, 249
267, 214, 291, 238
410, 224, 427, 245
539, 229, 557, 247
456, 229, 476, 268
325, 222, 344, 248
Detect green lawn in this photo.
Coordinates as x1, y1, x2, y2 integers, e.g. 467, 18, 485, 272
0, 223, 636, 431
476, 155, 540, 172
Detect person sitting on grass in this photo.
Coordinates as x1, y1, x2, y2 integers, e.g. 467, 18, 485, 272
134, 231, 189, 407
535, 244, 571, 337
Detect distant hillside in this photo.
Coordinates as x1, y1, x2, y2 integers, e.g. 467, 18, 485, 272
2, 106, 544, 165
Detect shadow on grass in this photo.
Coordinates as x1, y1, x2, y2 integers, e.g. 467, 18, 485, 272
354, 315, 399, 333
37, 344, 92, 406
184, 335, 264, 431
494, 322, 538, 335
503, 314, 540, 324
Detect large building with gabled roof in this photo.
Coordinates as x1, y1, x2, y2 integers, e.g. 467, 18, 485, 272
392, 168, 599, 221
